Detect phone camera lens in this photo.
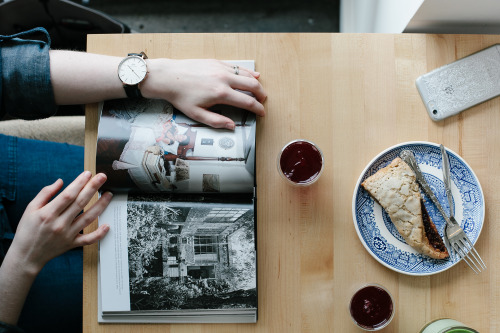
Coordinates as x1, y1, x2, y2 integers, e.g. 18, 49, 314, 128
432, 110, 438, 115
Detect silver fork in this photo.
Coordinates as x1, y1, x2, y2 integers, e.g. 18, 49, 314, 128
439, 145, 486, 274
400, 149, 486, 274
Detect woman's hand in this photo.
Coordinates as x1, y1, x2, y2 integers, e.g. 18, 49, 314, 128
141, 59, 267, 129
0, 171, 112, 325
8, 171, 112, 275
50, 52, 267, 129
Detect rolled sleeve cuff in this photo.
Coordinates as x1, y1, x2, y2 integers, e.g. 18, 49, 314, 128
1, 39, 57, 120
0, 321, 24, 333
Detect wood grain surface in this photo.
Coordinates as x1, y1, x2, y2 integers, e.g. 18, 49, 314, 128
84, 33, 500, 332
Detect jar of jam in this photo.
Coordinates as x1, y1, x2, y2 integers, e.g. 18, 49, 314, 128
349, 284, 395, 331
277, 139, 324, 186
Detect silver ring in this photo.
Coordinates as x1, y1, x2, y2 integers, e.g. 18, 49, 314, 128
233, 65, 239, 75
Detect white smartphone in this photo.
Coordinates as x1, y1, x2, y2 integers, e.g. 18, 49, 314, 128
416, 44, 500, 121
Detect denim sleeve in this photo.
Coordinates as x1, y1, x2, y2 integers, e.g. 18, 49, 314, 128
0, 29, 57, 120
0, 321, 24, 333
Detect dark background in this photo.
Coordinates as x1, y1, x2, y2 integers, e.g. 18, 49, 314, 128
89, 0, 340, 33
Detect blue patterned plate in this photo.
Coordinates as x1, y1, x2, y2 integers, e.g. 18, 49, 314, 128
352, 142, 485, 276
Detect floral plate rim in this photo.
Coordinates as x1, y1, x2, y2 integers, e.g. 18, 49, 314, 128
351, 141, 485, 276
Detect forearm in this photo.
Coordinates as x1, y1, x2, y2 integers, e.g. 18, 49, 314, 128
0, 173, 112, 326
49, 50, 127, 105
49, 51, 180, 105
0, 250, 39, 326
49, 52, 266, 128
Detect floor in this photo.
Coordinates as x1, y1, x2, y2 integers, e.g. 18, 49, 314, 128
88, 0, 340, 33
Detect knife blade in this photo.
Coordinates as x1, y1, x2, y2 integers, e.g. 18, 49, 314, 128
400, 149, 456, 259
400, 150, 452, 226
440, 144, 454, 217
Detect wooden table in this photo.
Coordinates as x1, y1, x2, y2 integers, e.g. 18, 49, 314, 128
84, 33, 500, 332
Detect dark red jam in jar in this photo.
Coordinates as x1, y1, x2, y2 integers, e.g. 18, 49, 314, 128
278, 140, 324, 185
349, 285, 394, 330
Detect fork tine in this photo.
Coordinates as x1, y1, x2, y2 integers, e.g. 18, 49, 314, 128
469, 248, 487, 270
462, 255, 480, 275
458, 238, 484, 273
453, 242, 479, 274
458, 237, 486, 273
463, 237, 487, 270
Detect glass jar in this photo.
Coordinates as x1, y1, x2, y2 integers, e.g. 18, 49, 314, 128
277, 139, 324, 186
419, 318, 478, 333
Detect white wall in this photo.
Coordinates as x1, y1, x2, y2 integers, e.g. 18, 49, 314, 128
340, 0, 424, 33
341, 0, 500, 34
405, 0, 500, 34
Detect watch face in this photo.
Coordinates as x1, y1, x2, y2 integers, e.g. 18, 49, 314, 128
118, 56, 148, 85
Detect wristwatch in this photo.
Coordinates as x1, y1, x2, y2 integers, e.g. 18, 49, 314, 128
117, 52, 148, 98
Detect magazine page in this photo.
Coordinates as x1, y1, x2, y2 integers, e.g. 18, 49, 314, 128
98, 193, 257, 322
96, 60, 256, 195
96, 100, 256, 194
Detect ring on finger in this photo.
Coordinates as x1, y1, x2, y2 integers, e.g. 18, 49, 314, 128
233, 65, 239, 75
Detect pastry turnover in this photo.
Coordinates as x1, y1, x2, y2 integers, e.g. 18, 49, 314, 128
362, 157, 449, 260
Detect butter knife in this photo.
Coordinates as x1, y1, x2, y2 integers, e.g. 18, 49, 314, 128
401, 149, 487, 271
400, 150, 452, 226
440, 144, 454, 217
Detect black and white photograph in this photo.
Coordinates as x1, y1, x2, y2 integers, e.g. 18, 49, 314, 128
125, 194, 257, 311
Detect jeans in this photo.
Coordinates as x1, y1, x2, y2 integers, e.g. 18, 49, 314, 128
0, 134, 84, 333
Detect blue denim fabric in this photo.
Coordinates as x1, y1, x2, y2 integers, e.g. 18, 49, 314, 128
0, 134, 84, 333
0, 28, 84, 333
0, 28, 57, 120
18, 249, 84, 333
0, 321, 24, 333
0, 135, 16, 261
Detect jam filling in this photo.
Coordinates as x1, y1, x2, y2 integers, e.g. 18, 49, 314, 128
421, 199, 447, 253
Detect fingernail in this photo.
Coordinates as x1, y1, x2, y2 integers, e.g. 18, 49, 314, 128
102, 224, 110, 232
97, 173, 108, 181
225, 123, 235, 130
82, 171, 92, 178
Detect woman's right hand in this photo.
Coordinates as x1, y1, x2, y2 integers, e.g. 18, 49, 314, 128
0, 172, 112, 326
8, 171, 112, 275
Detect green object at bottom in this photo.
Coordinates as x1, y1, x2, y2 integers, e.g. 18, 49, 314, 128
419, 319, 478, 333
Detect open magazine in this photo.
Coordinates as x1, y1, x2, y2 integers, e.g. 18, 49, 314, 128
96, 61, 257, 323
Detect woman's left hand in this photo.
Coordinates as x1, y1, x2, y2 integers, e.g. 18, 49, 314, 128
140, 58, 267, 129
